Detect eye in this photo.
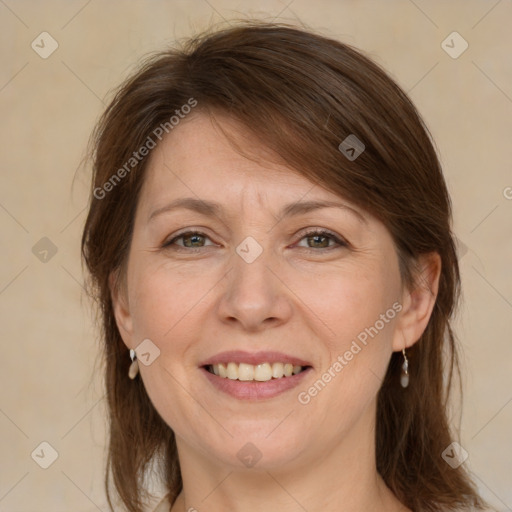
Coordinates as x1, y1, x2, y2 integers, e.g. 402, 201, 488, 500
295, 229, 347, 251
162, 228, 348, 253
162, 230, 215, 251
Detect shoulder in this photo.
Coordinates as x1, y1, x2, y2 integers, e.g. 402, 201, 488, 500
152, 493, 171, 512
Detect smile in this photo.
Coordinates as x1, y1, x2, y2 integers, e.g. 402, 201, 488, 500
199, 350, 313, 399
206, 362, 307, 381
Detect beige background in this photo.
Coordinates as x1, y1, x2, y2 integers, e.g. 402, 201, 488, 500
1, 1, 511, 511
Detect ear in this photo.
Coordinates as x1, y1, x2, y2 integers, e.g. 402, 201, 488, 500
392, 252, 442, 351
109, 269, 134, 349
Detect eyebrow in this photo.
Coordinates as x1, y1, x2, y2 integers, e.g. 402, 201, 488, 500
147, 197, 368, 225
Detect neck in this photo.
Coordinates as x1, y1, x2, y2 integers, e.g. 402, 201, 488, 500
170, 399, 409, 512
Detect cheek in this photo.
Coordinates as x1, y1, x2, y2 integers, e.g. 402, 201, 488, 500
128, 261, 209, 343
298, 262, 398, 409
302, 263, 396, 354
126, 264, 211, 430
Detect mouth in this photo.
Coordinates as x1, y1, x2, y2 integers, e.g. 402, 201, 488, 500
204, 362, 311, 381
199, 351, 313, 400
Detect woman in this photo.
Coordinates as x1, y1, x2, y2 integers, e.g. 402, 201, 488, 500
81, 21, 488, 512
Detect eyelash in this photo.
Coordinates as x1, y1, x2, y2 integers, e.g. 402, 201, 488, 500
162, 228, 347, 253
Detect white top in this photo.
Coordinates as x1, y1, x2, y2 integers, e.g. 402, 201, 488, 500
152, 493, 171, 512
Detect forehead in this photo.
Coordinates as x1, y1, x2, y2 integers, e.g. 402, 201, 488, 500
145, 112, 309, 190
138, 112, 366, 219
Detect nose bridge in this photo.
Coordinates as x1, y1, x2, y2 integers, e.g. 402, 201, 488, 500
231, 234, 275, 305
235, 234, 272, 288
217, 234, 291, 330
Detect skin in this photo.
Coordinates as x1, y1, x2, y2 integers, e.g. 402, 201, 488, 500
111, 112, 441, 512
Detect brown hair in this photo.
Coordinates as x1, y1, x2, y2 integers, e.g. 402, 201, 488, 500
81, 20, 487, 512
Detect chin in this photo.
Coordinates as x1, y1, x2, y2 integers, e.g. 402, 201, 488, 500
201, 428, 309, 471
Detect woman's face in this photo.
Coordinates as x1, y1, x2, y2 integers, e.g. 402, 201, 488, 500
112, 112, 417, 472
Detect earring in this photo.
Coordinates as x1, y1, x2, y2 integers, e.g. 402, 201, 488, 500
400, 349, 409, 388
128, 348, 139, 379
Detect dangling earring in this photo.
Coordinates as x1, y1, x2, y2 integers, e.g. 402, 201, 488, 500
128, 348, 139, 379
400, 348, 409, 388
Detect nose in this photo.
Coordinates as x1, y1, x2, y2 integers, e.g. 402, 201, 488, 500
216, 243, 293, 332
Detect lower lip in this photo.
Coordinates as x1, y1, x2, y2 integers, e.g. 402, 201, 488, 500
200, 366, 313, 400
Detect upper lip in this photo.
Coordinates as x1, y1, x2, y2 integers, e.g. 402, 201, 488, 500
199, 350, 312, 368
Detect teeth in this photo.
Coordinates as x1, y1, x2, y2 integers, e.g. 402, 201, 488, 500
227, 362, 238, 380
209, 362, 305, 381
272, 363, 284, 378
254, 363, 272, 381
238, 363, 254, 381
218, 363, 227, 378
